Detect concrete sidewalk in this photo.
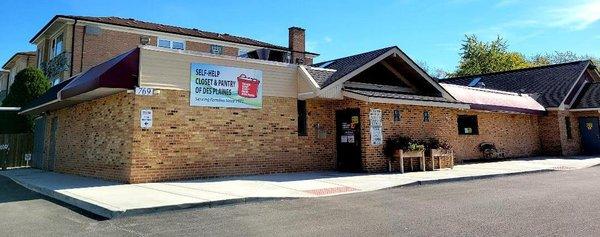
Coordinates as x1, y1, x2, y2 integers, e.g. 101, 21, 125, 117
2, 156, 600, 219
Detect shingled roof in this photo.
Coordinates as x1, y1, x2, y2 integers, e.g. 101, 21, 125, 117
309, 46, 396, 87
31, 15, 317, 54
441, 60, 592, 107
572, 82, 600, 109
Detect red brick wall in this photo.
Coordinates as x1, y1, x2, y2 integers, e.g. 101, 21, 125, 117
71, 27, 239, 75
73, 27, 158, 74
186, 41, 238, 56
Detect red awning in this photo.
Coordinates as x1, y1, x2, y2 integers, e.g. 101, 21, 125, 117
20, 48, 139, 115
60, 48, 139, 100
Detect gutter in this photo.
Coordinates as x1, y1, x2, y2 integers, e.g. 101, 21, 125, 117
0, 107, 21, 111
70, 19, 77, 77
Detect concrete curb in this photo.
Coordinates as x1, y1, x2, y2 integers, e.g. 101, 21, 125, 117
6, 175, 120, 219
0, 167, 579, 219
2, 173, 302, 219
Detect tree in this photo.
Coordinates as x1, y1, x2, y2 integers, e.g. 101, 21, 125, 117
530, 51, 600, 66
452, 35, 530, 77
0, 68, 50, 133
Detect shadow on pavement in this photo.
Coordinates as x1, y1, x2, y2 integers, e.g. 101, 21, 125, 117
0, 175, 107, 221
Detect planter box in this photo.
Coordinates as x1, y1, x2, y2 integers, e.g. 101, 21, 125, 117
397, 149, 425, 173
430, 149, 454, 169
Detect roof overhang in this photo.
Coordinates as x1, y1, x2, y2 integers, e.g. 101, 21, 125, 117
20, 48, 139, 115
30, 16, 75, 44
440, 83, 546, 115
317, 47, 457, 102
342, 90, 469, 109
0, 107, 21, 111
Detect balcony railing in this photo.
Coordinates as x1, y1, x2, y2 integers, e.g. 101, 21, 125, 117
40, 52, 71, 80
0, 90, 7, 104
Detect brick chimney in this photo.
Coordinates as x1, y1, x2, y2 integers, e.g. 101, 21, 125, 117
289, 27, 311, 65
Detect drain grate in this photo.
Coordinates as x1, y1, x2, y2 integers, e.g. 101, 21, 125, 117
303, 186, 358, 196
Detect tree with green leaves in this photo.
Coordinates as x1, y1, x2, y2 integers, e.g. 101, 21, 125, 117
452, 35, 530, 77
0, 68, 50, 133
530, 51, 600, 66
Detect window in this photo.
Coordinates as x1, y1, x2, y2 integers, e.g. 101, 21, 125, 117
566, 117, 573, 139
157, 38, 185, 50
297, 100, 307, 136
458, 115, 479, 135
423, 111, 430, 122
51, 33, 64, 58
36, 43, 45, 68
211, 45, 223, 55
393, 110, 401, 122
172, 41, 184, 50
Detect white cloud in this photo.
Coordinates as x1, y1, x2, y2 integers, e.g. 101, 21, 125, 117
545, 0, 600, 30
324, 36, 333, 43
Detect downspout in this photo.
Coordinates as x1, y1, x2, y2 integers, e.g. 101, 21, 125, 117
79, 24, 85, 73
69, 19, 77, 77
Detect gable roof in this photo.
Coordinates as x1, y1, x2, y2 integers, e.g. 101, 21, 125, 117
2, 51, 36, 69
304, 46, 455, 101
442, 60, 591, 107
30, 15, 317, 55
572, 82, 600, 109
310, 46, 395, 87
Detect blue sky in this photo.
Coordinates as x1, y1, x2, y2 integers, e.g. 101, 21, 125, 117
0, 0, 598, 72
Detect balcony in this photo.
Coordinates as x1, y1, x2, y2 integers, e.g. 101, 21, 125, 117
0, 90, 6, 104
41, 52, 71, 80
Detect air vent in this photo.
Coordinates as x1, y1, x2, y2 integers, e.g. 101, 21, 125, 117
85, 25, 102, 35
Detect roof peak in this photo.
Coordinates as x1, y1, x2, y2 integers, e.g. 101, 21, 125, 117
444, 60, 591, 81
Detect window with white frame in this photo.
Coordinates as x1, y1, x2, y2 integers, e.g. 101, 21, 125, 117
51, 33, 64, 58
157, 38, 185, 50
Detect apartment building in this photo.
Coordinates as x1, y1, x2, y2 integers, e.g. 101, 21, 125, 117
0, 51, 36, 102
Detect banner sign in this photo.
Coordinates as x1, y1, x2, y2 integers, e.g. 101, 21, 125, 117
190, 63, 263, 109
369, 109, 383, 146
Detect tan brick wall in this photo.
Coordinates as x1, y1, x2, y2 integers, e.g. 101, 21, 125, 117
40, 91, 545, 183
43, 92, 135, 182
538, 112, 562, 155
128, 90, 331, 183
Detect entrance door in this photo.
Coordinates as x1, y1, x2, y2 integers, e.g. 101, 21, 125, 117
32, 116, 46, 168
47, 117, 58, 171
579, 117, 600, 154
336, 109, 362, 172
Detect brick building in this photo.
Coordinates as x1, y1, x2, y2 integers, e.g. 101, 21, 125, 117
17, 15, 600, 183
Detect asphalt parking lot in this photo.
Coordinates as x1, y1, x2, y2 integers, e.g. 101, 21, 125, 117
2, 166, 600, 236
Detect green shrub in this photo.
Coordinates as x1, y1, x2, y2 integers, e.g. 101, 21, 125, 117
0, 67, 50, 134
